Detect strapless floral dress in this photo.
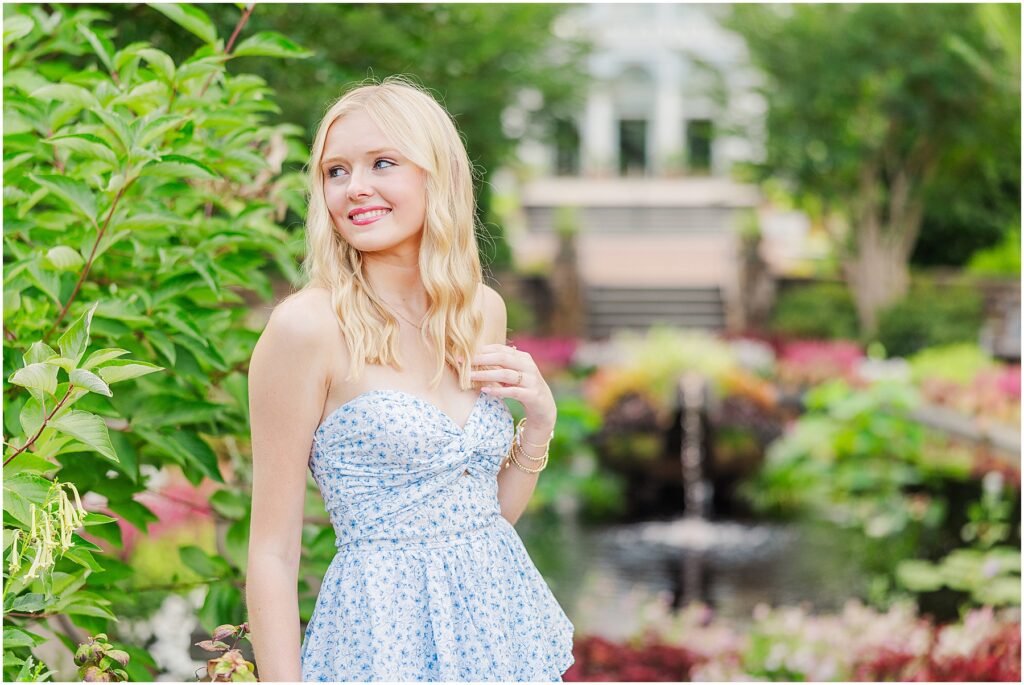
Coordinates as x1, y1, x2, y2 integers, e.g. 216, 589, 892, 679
299, 389, 575, 682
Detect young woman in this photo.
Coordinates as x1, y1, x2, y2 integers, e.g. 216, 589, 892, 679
245, 76, 575, 681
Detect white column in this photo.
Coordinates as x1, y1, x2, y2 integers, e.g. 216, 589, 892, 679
581, 87, 615, 177
653, 55, 683, 176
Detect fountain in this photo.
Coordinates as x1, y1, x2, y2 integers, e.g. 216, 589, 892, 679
607, 373, 797, 611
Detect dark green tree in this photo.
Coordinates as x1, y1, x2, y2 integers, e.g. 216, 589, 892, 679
725, 4, 1020, 334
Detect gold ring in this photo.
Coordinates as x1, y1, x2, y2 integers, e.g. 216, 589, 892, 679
516, 370, 524, 386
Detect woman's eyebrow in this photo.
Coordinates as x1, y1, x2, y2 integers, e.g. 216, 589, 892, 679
321, 149, 400, 166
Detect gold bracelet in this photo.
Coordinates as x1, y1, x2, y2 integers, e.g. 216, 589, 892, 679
515, 433, 548, 462
517, 440, 548, 470
504, 441, 548, 473
515, 417, 554, 449
510, 442, 547, 473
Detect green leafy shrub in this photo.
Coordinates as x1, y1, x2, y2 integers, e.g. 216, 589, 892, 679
769, 282, 860, 340
875, 281, 985, 358
966, 224, 1021, 277
908, 343, 997, 386
3, 4, 309, 678
526, 394, 626, 522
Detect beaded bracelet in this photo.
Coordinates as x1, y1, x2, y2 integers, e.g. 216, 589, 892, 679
512, 417, 552, 458
503, 416, 553, 473
504, 440, 548, 473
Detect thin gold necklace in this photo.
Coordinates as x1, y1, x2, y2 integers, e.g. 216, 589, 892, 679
379, 299, 426, 329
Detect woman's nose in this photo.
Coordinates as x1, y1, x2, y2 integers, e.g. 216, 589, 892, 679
346, 168, 373, 200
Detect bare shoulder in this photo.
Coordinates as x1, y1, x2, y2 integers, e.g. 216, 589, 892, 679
258, 287, 337, 358
476, 282, 508, 346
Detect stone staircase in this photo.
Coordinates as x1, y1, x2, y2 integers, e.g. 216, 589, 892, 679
585, 285, 726, 339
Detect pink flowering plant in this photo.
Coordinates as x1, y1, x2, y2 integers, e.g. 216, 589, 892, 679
566, 593, 1021, 681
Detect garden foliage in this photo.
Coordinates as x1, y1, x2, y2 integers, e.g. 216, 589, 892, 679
3, 4, 309, 679
769, 282, 860, 341
741, 378, 1020, 609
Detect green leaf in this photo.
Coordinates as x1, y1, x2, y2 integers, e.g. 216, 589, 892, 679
69, 368, 113, 397
110, 211, 190, 232
112, 80, 168, 111
9, 593, 46, 613
49, 410, 119, 464
46, 133, 119, 167
144, 328, 177, 366
91, 108, 133, 155
136, 47, 176, 82
24, 342, 57, 366
84, 556, 132, 587
198, 582, 244, 634
28, 174, 97, 224
83, 512, 119, 526
57, 592, 117, 620
43, 246, 85, 272
2, 473, 52, 527
150, 3, 218, 45
174, 59, 222, 84
57, 302, 100, 367
18, 395, 45, 437
3, 14, 34, 47
95, 359, 163, 385
61, 547, 105, 572
81, 348, 131, 370
134, 428, 223, 482
43, 356, 77, 374
224, 517, 249, 571
976, 577, 1021, 605
159, 308, 208, 346
9, 362, 58, 396
76, 24, 116, 75
230, 32, 313, 59
142, 154, 217, 180
209, 490, 247, 520
4, 151, 36, 174
137, 114, 187, 148
233, 667, 258, 682
6, 453, 59, 475
105, 498, 157, 530
179, 545, 230, 578
4, 69, 49, 97
896, 559, 945, 592
29, 83, 100, 110
3, 627, 47, 649
18, 269, 53, 306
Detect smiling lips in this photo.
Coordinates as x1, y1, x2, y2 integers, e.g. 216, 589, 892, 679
349, 207, 392, 225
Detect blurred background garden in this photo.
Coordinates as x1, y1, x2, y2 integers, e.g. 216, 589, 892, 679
2, 3, 1020, 682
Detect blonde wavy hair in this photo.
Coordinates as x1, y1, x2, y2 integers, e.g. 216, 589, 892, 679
296, 75, 485, 391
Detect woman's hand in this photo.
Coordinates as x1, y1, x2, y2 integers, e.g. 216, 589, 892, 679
466, 343, 556, 430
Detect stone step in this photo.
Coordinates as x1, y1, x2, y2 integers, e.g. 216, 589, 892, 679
588, 290, 723, 304
588, 301, 726, 315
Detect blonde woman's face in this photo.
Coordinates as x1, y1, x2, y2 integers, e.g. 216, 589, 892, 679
320, 109, 428, 253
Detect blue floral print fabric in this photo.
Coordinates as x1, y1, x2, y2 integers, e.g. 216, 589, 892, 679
300, 389, 575, 682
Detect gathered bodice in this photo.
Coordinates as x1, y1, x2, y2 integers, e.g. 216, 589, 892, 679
309, 389, 515, 552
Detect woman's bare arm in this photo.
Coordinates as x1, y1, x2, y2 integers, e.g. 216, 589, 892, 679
482, 285, 546, 526
245, 293, 331, 681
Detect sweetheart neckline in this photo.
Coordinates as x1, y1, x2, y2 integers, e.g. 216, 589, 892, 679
315, 388, 488, 437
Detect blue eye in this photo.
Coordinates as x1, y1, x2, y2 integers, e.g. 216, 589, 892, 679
325, 159, 395, 178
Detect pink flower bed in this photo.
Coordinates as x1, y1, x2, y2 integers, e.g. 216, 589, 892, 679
776, 340, 865, 389
564, 599, 1021, 682
507, 335, 579, 374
